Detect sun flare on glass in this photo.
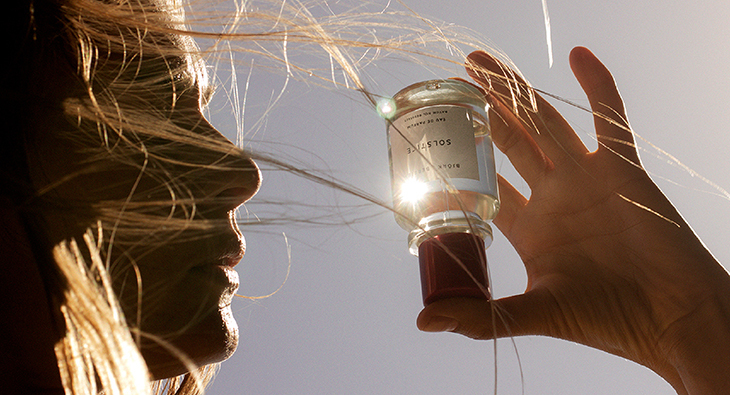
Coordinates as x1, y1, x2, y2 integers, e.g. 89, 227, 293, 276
399, 177, 428, 203
377, 98, 396, 119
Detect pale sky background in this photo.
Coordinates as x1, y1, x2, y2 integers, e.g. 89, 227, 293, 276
201, 0, 730, 394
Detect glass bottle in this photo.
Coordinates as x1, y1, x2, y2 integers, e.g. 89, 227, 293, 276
380, 79, 499, 305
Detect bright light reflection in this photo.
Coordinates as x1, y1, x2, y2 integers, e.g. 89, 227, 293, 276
399, 177, 428, 203
377, 98, 396, 119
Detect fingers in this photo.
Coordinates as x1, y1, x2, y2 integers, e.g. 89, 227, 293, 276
466, 51, 588, 164
417, 291, 554, 340
465, 51, 529, 111
493, 174, 527, 238
569, 47, 638, 163
488, 94, 552, 186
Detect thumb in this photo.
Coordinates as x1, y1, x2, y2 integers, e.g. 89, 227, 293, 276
416, 291, 554, 340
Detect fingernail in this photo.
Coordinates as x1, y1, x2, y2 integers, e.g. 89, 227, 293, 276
467, 51, 499, 69
466, 50, 490, 62
421, 317, 459, 333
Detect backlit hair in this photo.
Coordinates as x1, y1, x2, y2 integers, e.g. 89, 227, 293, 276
9, 0, 516, 393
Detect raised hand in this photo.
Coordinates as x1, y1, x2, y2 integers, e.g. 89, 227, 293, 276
417, 47, 730, 395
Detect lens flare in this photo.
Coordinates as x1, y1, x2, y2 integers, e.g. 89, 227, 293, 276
377, 98, 396, 119
399, 177, 428, 203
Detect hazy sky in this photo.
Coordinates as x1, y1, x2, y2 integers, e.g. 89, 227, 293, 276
203, 0, 730, 393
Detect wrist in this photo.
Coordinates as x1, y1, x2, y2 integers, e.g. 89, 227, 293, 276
659, 273, 730, 395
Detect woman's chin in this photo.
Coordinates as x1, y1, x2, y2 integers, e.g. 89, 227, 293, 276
142, 306, 239, 380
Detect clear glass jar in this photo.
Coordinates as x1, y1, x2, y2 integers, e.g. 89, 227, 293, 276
381, 79, 499, 304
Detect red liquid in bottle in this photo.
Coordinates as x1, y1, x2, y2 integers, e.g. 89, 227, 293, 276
418, 232, 490, 305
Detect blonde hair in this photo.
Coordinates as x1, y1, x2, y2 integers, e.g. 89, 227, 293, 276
25, 0, 244, 392
14, 0, 518, 394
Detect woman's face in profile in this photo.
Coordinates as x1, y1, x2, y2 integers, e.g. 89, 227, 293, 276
28, 31, 261, 378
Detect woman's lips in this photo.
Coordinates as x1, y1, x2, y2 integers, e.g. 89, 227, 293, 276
219, 234, 246, 268
219, 264, 240, 307
187, 227, 245, 306
217, 236, 244, 293
188, 234, 244, 291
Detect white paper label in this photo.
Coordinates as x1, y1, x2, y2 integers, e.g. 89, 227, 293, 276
389, 105, 478, 182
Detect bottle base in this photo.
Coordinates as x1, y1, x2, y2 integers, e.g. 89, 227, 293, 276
418, 232, 490, 306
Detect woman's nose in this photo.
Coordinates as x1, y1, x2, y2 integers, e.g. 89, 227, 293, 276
214, 155, 261, 210
177, 115, 262, 211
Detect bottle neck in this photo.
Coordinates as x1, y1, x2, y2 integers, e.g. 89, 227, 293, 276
408, 210, 493, 256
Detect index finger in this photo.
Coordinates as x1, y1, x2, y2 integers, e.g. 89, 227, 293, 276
466, 51, 589, 163
569, 47, 638, 163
